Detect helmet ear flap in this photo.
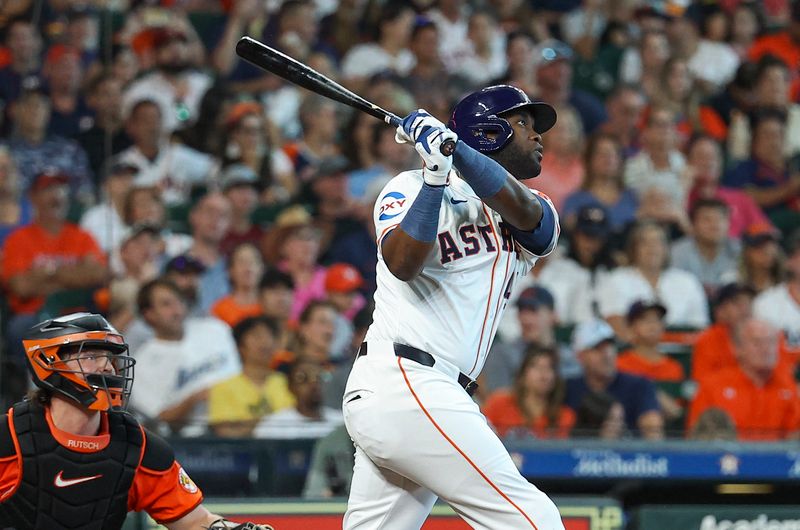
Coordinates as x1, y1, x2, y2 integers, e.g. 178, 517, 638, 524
466, 118, 514, 152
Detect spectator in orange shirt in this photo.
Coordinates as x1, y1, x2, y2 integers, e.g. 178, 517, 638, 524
617, 300, 685, 382
688, 318, 800, 441
692, 281, 796, 384
211, 242, 265, 328
483, 346, 575, 439
1, 170, 108, 362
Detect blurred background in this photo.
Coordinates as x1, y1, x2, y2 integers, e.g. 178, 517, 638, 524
0, 0, 799, 528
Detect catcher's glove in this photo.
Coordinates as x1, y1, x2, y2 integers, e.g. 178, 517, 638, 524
207, 520, 274, 530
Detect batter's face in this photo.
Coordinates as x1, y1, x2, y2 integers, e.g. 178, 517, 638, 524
489, 110, 544, 180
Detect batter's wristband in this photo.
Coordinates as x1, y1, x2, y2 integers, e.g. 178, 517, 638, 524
451, 140, 506, 198
400, 183, 444, 242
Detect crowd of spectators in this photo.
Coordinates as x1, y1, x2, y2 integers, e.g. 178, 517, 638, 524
1, 0, 800, 498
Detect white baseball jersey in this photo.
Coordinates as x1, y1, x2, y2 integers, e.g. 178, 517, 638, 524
364, 169, 559, 378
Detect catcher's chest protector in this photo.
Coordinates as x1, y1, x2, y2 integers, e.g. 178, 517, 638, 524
0, 402, 143, 530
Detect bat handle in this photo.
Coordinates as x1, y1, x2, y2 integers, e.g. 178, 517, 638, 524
385, 114, 457, 156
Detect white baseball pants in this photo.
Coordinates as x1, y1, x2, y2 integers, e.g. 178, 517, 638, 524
342, 340, 565, 530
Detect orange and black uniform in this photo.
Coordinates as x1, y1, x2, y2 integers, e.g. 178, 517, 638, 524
0, 401, 203, 529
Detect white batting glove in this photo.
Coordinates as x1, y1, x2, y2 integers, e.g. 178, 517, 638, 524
415, 126, 458, 186
395, 109, 447, 145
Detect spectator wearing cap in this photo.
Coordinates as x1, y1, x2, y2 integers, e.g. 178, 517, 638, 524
723, 110, 800, 235
565, 319, 664, 439
754, 232, 800, 352
454, 10, 507, 87
340, 3, 416, 89
116, 99, 215, 205
76, 71, 132, 181
79, 159, 139, 252
530, 205, 614, 327
8, 81, 94, 202
531, 104, 585, 211
218, 164, 265, 257
670, 198, 741, 293
598, 221, 709, 339
529, 38, 607, 134
483, 345, 575, 439
0, 19, 42, 107
688, 318, 800, 441
562, 133, 639, 234
211, 242, 265, 328
0, 145, 30, 249
131, 278, 241, 436
486, 286, 580, 394
616, 300, 684, 424
324, 263, 367, 361
686, 135, 771, 238
0, 170, 107, 360
219, 102, 295, 206
259, 268, 296, 351
42, 44, 92, 138
739, 222, 784, 294
122, 26, 212, 134
209, 316, 295, 437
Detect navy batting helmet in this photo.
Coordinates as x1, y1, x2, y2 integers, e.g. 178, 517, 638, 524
448, 85, 557, 153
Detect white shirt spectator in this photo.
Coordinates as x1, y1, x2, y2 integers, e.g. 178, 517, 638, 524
624, 149, 687, 208
340, 44, 415, 79
252, 407, 343, 439
117, 143, 216, 205
426, 7, 470, 73
753, 285, 800, 347
130, 317, 241, 426
598, 266, 709, 329
561, 8, 607, 47
122, 71, 213, 134
687, 40, 740, 91
455, 40, 507, 86
80, 203, 127, 252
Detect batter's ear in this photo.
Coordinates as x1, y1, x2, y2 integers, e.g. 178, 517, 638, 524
140, 428, 175, 471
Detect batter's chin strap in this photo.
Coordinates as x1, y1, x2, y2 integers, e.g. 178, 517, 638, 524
206, 519, 275, 530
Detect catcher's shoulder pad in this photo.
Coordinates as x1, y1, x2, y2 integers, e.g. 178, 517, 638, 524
0, 414, 14, 458
141, 428, 175, 472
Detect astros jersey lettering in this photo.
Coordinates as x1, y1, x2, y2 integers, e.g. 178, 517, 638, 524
366, 169, 559, 378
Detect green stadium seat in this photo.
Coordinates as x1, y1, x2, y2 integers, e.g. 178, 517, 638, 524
37, 289, 98, 321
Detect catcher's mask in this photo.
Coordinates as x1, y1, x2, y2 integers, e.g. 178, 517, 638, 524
22, 312, 135, 411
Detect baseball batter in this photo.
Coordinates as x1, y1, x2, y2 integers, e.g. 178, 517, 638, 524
342, 85, 564, 529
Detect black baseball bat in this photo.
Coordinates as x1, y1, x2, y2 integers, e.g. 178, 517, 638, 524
235, 36, 455, 156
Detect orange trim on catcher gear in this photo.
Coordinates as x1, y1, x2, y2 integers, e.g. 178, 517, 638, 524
396, 357, 540, 529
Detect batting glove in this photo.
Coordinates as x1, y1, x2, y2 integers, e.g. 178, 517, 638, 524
415, 126, 458, 186
395, 109, 446, 145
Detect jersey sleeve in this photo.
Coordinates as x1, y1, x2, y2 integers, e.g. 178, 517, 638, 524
128, 429, 203, 524
372, 172, 424, 248
511, 188, 560, 262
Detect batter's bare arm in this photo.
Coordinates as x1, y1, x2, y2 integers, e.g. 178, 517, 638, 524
382, 229, 435, 282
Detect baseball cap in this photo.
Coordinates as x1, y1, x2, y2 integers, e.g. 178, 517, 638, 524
575, 206, 610, 238
742, 222, 780, 247
311, 156, 349, 181
626, 300, 667, 324
165, 254, 206, 274
713, 282, 755, 307
572, 319, 615, 352
516, 286, 555, 311
532, 39, 573, 69
220, 164, 259, 190
225, 101, 262, 129
325, 263, 364, 293
29, 170, 70, 192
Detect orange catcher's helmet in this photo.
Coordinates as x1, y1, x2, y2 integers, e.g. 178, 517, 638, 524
22, 313, 135, 411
